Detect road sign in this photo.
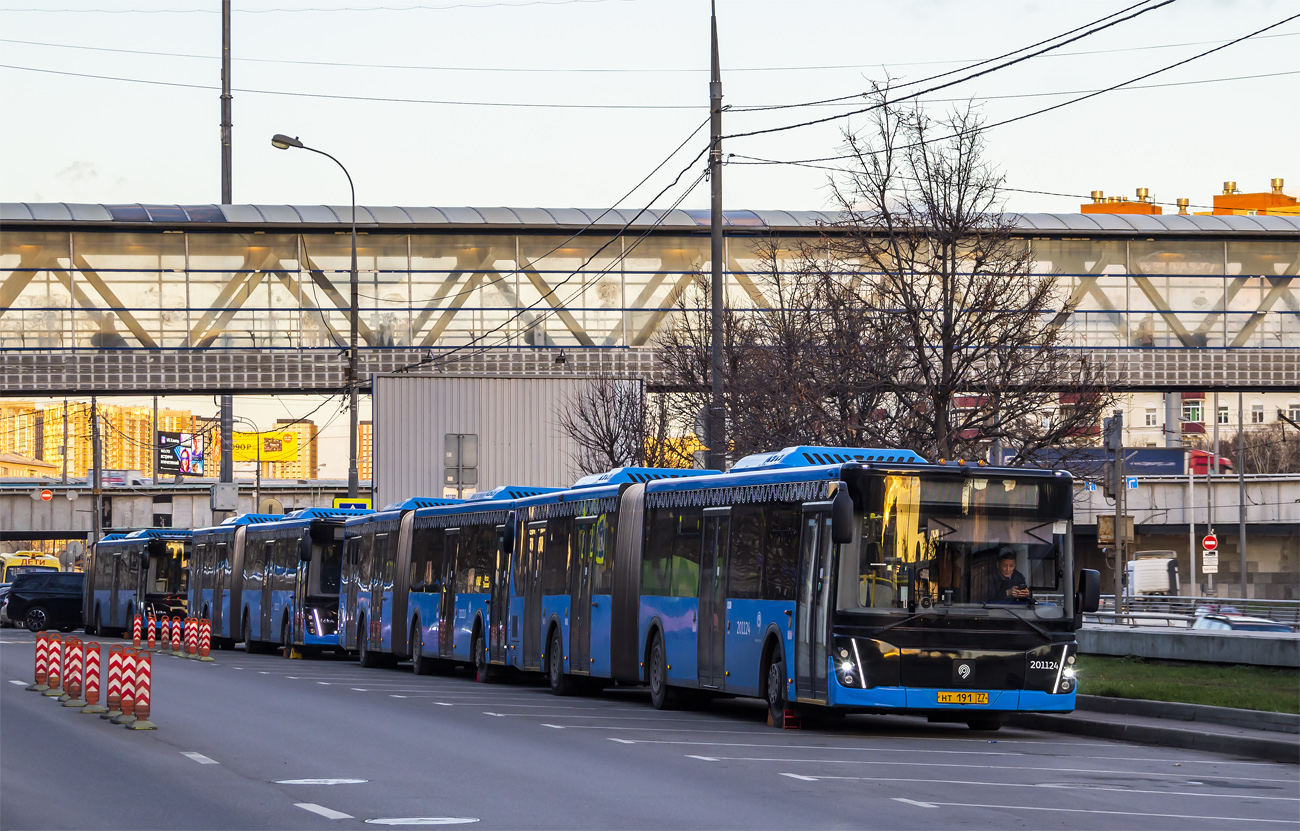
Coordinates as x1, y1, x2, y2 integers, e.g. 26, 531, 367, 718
1202, 549, 1219, 574
1202, 534, 1218, 551
1084, 481, 1097, 492
40, 489, 53, 502
1126, 477, 1138, 490
333, 497, 372, 510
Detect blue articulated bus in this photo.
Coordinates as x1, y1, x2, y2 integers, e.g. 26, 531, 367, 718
84, 529, 192, 637
191, 508, 371, 652
340, 492, 546, 674
531, 447, 1101, 729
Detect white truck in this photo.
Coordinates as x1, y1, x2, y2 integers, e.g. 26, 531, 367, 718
1126, 550, 1180, 596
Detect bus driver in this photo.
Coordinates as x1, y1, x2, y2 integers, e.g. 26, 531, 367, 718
989, 550, 1029, 604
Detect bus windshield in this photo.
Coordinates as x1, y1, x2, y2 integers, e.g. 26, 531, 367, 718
838, 474, 1068, 615
148, 542, 189, 594
315, 541, 343, 596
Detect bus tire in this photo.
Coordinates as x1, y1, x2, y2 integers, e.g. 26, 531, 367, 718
547, 627, 573, 696
647, 632, 680, 710
242, 611, 268, 654
86, 606, 101, 636
412, 622, 432, 675
358, 619, 381, 668
281, 618, 291, 658
966, 715, 1006, 732
473, 628, 494, 683
765, 646, 787, 727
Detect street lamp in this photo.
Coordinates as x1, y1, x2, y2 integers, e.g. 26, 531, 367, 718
271, 133, 360, 499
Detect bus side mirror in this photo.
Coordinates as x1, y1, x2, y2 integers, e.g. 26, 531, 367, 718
299, 536, 313, 562
831, 488, 854, 545
501, 512, 517, 555
1075, 568, 1100, 613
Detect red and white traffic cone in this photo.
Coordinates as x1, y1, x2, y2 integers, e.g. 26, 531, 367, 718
63, 637, 87, 707
156, 616, 167, 650
170, 617, 182, 656
125, 650, 156, 730
111, 650, 138, 725
147, 613, 156, 650
101, 645, 124, 719
199, 619, 214, 662
81, 642, 107, 714
132, 614, 142, 648
185, 617, 199, 659
27, 632, 50, 691
42, 634, 64, 697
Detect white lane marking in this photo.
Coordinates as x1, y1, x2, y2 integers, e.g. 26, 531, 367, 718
296, 803, 354, 820
692, 757, 1294, 784
353, 688, 368, 692
609, 739, 636, 744
779, 773, 819, 782
258, 671, 270, 674
805, 775, 1300, 802
8, 680, 28, 685
181, 752, 219, 765
276, 779, 368, 785
317, 682, 331, 685
231, 667, 244, 670
435, 702, 453, 706
893, 798, 937, 809
365, 819, 479, 826
541, 724, 565, 729
286, 676, 298, 680
686, 755, 719, 762
610, 739, 1283, 766
473, 713, 699, 721
390, 695, 407, 699
922, 801, 1299, 825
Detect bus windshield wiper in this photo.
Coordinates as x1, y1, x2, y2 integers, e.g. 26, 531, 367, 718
870, 612, 935, 636
991, 607, 1053, 641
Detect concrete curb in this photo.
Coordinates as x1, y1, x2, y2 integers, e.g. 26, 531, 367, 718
1009, 712, 1300, 764
1076, 694, 1299, 734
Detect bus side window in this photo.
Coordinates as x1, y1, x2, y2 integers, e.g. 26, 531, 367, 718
542, 517, 571, 595
727, 503, 762, 599
643, 507, 676, 596
670, 508, 702, 598
762, 505, 799, 602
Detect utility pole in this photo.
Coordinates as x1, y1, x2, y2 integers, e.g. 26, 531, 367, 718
1206, 395, 1216, 596
152, 395, 158, 480
219, 0, 235, 513
1104, 410, 1124, 610
1238, 392, 1247, 598
91, 397, 102, 547
61, 398, 68, 485
706, 0, 726, 472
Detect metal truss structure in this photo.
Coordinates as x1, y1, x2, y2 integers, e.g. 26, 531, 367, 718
1, 204, 1296, 394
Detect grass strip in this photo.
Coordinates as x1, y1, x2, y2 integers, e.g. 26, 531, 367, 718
1075, 654, 1299, 714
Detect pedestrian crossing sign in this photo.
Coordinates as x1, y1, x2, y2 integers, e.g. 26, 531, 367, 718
333, 497, 372, 510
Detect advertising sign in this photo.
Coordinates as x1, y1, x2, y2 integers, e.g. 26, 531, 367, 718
158, 432, 205, 477
232, 431, 299, 463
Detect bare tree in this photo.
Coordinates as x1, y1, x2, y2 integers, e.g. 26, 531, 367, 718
823, 89, 1116, 462
1219, 424, 1300, 474
557, 379, 646, 476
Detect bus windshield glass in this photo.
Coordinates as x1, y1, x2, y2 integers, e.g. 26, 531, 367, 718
838, 474, 1068, 614
315, 541, 343, 596
149, 542, 189, 594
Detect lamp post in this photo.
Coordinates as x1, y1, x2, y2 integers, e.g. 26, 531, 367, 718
230, 416, 262, 512
271, 133, 360, 499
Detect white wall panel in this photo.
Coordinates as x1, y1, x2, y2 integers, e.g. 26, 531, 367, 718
373, 376, 603, 507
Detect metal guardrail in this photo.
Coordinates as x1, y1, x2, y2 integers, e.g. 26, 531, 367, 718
1085, 611, 1195, 628
1100, 595, 1300, 626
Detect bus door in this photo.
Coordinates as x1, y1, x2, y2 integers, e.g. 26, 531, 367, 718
293, 530, 311, 647
570, 518, 597, 674
340, 536, 359, 651
698, 508, 731, 689
391, 511, 417, 657
109, 547, 129, 628
795, 506, 835, 703
438, 529, 459, 658
367, 532, 390, 653
523, 522, 546, 671
490, 524, 510, 664
261, 537, 280, 643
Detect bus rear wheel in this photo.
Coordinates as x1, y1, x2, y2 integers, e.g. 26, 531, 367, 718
765, 648, 787, 727
412, 623, 432, 676
547, 628, 573, 696
358, 620, 380, 668
474, 630, 493, 684
648, 633, 680, 710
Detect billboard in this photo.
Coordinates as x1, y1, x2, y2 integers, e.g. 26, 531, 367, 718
157, 431, 205, 476
232, 430, 299, 463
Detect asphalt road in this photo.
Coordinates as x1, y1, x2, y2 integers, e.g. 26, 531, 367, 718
3, 628, 1297, 830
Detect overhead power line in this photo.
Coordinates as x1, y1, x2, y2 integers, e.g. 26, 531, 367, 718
0, 0, 634, 13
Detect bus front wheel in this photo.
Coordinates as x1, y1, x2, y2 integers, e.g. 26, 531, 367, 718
474, 629, 493, 684
765, 647, 787, 727
648, 633, 680, 710
547, 628, 573, 696
412, 623, 431, 676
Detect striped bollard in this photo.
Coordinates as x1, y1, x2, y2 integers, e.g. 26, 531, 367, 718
42, 634, 64, 697
199, 619, 214, 662
63, 637, 87, 707
111, 650, 138, 725
147, 614, 156, 650
185, 617, 199, 659
132, 614, 142, 648
81, 643, 107, 714
101, 645, 125, 719
170, 617, 182, 656
27, 633, 50, 691
156, 616, 167, 651
126, 650, 156, 730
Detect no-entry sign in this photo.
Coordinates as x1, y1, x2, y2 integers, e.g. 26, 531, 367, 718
1202, 534, 1218, 551
39, 489, 53, 502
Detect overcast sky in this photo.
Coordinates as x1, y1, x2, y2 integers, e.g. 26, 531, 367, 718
3, 0, 1297, 475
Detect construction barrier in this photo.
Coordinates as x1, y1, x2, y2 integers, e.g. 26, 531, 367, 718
199, 619, 214, 662
42, 634, 64, 697
156, 615, 167, 651
185, 618, 199, 659
102, 645, 125, 719
147, 613, 156, 650
27, 632, 50, 691
82, 642, 107, 714
170, 617, 182, 655
111, 650, 138, 725
62, 637, 87, 707
126, 650, 156, 730
132, 614, 142, 648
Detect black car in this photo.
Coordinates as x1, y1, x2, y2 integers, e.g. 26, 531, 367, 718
6, 572, 84, 633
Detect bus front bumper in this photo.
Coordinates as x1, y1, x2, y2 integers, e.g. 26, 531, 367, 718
827, 676, 1075, 712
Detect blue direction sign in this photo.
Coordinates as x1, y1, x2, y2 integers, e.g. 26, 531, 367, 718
1126, 477, 1138, 490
